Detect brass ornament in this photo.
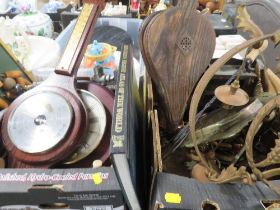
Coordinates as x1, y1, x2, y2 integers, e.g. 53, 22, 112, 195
189, 4, 280, 183
214, 80, 249, 106
237, 5, 268, 62
189, 32, 280, 181
254, 61, 264, 96
272, 32, 280, 47
245, 96, 280, 194
237, 5, 263, 39
256, 138, 280, 168
277, 57, 280, 71
264, 68, 280, 94
208, 164, 256, 184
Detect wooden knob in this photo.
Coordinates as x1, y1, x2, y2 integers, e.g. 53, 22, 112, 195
92, 159, 103, 168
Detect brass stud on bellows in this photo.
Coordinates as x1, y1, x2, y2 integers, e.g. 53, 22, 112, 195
215, 79, 249, 106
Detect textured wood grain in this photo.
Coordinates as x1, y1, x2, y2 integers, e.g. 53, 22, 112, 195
139, 11, 161, 72
140, 0, 215, 132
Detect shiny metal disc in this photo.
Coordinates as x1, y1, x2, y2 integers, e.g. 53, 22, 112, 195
65, 89, 107, 164
7, 92, 73, 153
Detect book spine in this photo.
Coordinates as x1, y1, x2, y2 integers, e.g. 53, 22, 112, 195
111, 44, 133, 154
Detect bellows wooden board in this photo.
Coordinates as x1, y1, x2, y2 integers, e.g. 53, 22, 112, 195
140, 0, 216, 133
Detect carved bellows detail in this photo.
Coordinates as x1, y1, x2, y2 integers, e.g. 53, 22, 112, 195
177, 35, 193, 55
140, 0, 216, 133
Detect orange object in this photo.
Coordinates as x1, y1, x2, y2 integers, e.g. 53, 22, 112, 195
103, 60, 117, 70
84, 56, 95, 68
85, 43, 117, 62
0, 97, 9, 109
5, 70, 22, 78
205, 1, 219, 12
101, 48, 107, 54
16, 77, 32, 86
199, 0, 211, 6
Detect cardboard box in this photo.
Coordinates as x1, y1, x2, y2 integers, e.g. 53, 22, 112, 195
140, 5, 280, 207
0, 19, 144, 210
146, 74, 280, 210
151, 172, 280, 210
56, 17, 145, 209
0, 168, 124, 209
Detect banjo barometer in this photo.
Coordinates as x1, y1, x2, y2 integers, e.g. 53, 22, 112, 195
1, 0, 106, 168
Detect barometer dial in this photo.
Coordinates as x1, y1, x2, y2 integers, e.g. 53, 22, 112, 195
7, 92, 73, 153
65, 89, 107, 164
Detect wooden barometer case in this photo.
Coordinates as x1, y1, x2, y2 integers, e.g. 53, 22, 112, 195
1, 0, 106, 168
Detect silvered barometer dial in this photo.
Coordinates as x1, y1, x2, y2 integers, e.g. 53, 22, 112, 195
65, 89, 107, 164
7, 92, 73, 153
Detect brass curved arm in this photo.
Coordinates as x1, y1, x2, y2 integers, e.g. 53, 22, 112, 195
245, 96, 280, 195
189, 32, 280, 175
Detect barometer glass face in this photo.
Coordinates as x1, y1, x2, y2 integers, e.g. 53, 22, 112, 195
7, 92, 73, 153
65, 89, 107, 164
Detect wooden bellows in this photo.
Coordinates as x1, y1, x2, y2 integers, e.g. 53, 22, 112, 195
140, 0, 216, 133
